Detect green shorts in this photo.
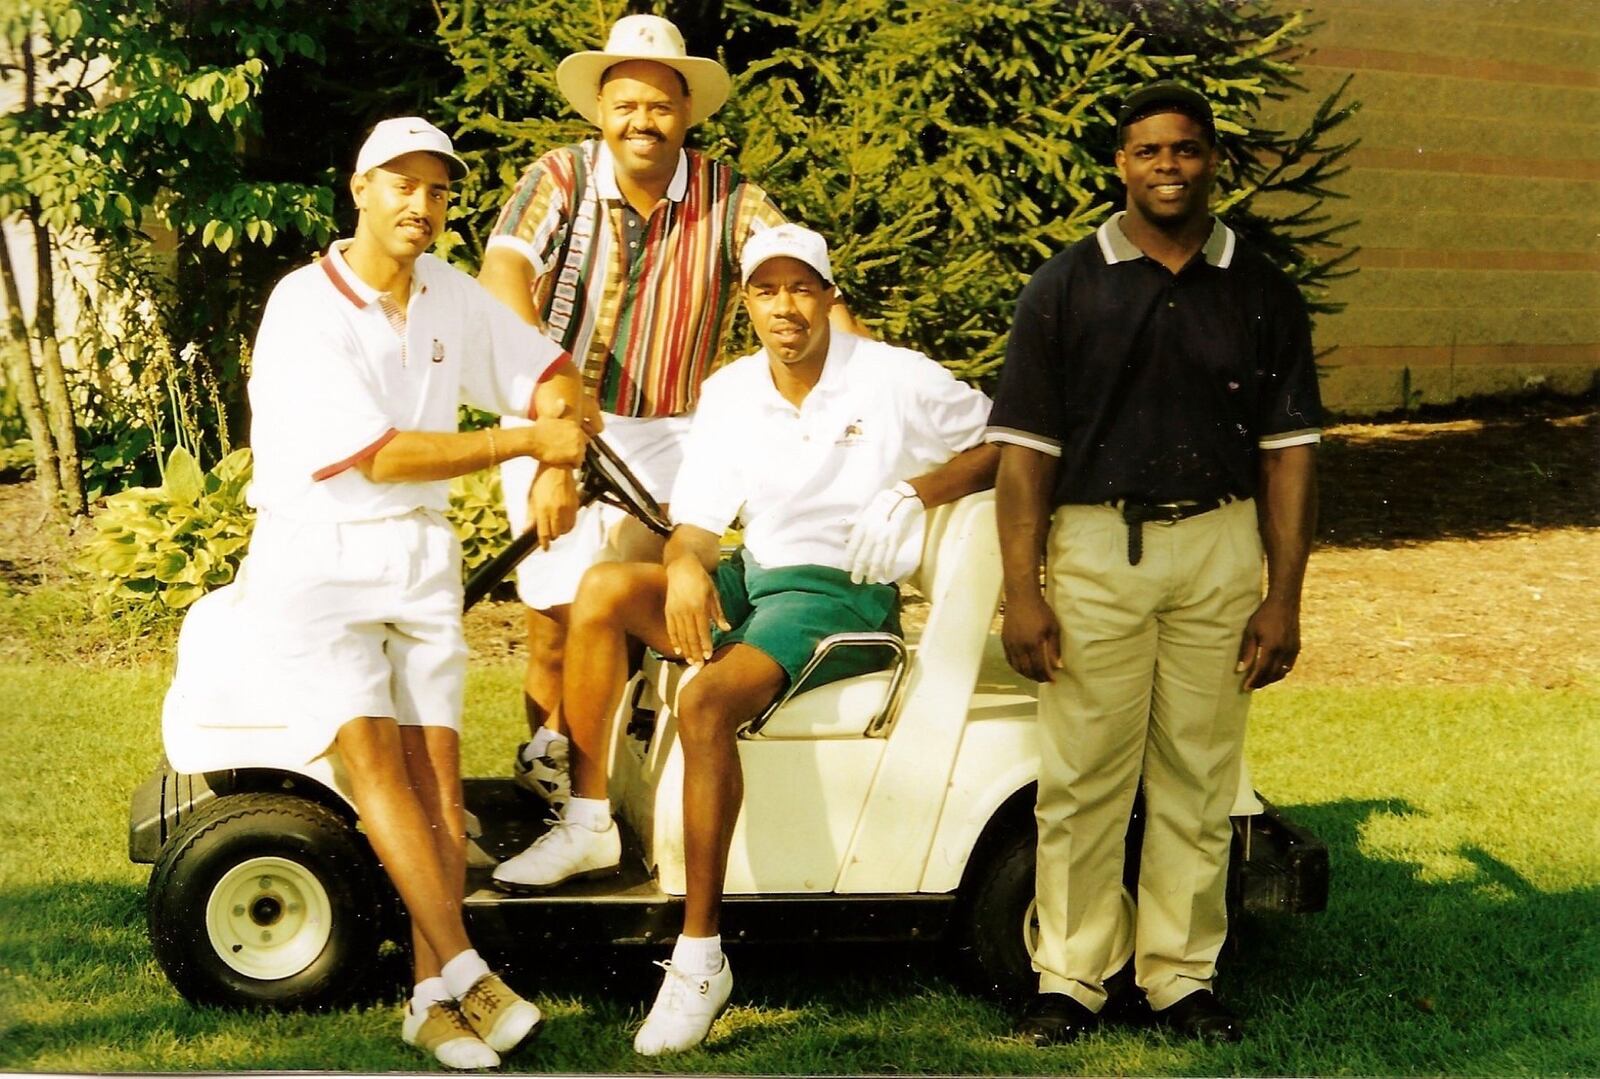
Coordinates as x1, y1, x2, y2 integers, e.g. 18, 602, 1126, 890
710, 549, 901, 691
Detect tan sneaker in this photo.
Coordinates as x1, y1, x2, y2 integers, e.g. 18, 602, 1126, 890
458, 972, 543, 1056
401, 1000, 500, 1070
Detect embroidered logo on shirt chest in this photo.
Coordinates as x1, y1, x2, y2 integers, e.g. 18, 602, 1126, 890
834, 419, 867, 446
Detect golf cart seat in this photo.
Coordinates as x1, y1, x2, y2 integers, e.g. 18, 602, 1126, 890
646, 490, 998, 742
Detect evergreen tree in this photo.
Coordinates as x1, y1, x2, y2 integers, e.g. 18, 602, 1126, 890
437, 0, 1356, 381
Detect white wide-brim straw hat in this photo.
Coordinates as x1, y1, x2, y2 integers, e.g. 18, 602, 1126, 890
556, 14, 731, 128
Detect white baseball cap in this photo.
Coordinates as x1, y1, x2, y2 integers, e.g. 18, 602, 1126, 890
355, 117, 469, 181
741, 224, 834, 286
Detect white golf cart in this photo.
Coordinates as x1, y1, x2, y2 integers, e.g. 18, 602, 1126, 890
129, 441, 1327, 1009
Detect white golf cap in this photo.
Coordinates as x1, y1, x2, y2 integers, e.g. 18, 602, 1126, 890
355, 117, 469, 181
557, 15, 731, 128
741, 224, 834, 286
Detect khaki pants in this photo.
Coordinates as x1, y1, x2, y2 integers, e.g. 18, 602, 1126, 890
1033, 498, 1262, 1012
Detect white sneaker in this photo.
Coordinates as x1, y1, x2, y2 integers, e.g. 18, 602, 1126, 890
632, 958, 734, 1056
401, 999, 501, 1070
512, 738, 571, 811
492, 817, 621, 892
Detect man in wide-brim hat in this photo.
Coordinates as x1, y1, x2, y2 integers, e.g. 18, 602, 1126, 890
476, 3, 787, 973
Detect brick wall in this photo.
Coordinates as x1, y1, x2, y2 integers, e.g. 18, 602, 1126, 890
1254, 0, 1599, 413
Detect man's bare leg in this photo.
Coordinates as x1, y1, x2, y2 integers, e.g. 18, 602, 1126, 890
523, 606, 568, 736
633, 644, 783, 1056
562, 562, 676, 798
337, 717, 474, 964
494, 562, 678, 891
522, 518, 665, 741
399, 725, 467, 984
674, 645, 786, 937
349, 718, 542, 1062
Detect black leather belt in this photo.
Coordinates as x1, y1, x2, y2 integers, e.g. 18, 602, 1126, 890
1116, 498, 1232, 565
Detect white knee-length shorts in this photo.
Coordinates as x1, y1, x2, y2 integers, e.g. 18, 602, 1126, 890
162, 509, 467, 773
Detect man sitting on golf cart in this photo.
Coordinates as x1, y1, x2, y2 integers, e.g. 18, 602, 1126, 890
491, 223, 1000, 1054
161, 118, 597, 1070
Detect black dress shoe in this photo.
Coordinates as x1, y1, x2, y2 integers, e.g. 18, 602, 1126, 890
1016, 993, 1100, 1046
1101, 961, 1151, 1027
1154, 990, 1243, 1043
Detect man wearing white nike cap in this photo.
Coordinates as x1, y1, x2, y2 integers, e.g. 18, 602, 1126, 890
492, 224, 998, 1055
162, 117, 596, 1069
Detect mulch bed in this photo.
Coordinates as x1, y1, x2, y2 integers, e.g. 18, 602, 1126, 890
4, 402, 1595, 687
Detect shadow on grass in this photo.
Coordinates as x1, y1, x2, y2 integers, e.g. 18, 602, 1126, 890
1317, 409, 1598, 548
5, 805, 1597, 1076
1226, 798, 1600, 1074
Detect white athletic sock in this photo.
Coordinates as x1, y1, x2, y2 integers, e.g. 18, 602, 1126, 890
528, 727, 565, 761
565, 795, 611, 831
440, 949, 492, 999
411, 976, 450, 1016
671, 933, 723, 976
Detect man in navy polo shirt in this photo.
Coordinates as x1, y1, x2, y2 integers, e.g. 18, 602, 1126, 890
987, 82, 1320, 1045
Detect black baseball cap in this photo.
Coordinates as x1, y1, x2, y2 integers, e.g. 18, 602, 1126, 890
1116, 82, 1216, 143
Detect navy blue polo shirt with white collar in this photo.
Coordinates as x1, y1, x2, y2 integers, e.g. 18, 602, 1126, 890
986, 212, 1321, 507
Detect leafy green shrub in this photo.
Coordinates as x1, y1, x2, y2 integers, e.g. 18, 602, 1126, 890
0, 439, 36, 482
439, 0, 1357, 383
448, 467, 513, 578
78, 447, 255, 617
78, 444, 515, 620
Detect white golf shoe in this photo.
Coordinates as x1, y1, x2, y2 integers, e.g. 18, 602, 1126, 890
632, 958, 734, 1056
492, 817, 621, 892
401, 999, 501, 1070
512, 737, 570, 811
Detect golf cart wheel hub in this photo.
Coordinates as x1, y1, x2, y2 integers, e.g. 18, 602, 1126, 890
205, 856, 332, 980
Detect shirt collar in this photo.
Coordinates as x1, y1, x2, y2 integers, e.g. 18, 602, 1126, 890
1097, 211, 1236, 269
594, 140, 690, 203
753, 330, 858, 413
321, 240, 430, 308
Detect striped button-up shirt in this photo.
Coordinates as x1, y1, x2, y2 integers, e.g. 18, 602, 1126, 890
487, 140, 784, 418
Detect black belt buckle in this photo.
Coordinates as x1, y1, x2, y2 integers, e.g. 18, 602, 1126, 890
1118, 500, 1211, 566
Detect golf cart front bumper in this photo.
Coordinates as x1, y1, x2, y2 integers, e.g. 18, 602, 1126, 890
128, 760, 218, 864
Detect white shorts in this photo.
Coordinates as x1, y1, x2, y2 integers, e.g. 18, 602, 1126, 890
161, 509, 467, 773
499, 412, 691, 610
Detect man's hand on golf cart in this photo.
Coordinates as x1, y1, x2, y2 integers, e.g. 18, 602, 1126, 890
663, 526, 728, 663
1002, 590, 1062, 684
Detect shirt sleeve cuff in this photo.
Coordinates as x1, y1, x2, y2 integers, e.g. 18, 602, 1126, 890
311, 427, 398, 481
1258, 428, 1322, 450
485, 233, 549, 276
985, 427, 1062, 456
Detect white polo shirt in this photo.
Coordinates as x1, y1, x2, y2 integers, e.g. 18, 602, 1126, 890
670, 331, 990, 573
247, 242, 569, 522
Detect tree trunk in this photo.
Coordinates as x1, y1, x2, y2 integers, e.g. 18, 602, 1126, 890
28, 208, 87, 516
0, 224, 63, 509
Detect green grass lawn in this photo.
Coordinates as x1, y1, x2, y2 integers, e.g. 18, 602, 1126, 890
0, 658, 1596, 1075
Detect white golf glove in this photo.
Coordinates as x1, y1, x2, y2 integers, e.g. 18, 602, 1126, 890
844, 481, 926, 584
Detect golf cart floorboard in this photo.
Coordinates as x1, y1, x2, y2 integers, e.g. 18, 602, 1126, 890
460, 778, 958, 947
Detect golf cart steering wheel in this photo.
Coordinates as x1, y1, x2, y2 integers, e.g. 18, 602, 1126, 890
463, 434, 671, 611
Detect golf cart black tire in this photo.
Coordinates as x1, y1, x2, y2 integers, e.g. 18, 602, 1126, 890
146, 792, 386, 1010
959, 826, 1037, 1003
